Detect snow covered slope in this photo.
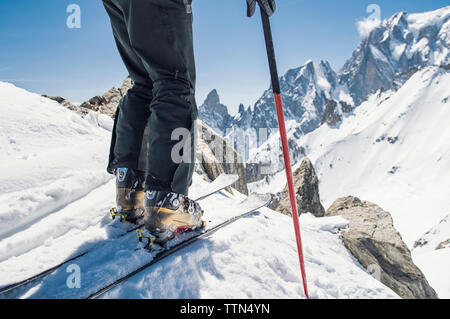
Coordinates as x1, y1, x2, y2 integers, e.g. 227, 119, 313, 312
0, 82, 113, 241
249, 66, 450, 297
101, 211, 397, 299
0, 82, 398, 299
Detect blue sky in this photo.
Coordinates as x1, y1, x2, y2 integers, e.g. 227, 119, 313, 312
0, 0, 448, 114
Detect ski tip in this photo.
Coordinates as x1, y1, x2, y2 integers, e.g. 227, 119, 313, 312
215, 173, 240, 184
244, 193, 272, 206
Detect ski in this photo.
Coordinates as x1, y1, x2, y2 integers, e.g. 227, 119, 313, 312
194, 174, 238, 201
0, 174, 239, 297
87, 194, 270, 299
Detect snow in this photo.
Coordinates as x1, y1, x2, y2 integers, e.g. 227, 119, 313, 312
0, 82, 399, 299
390, 41, 406, 61
0, 82, 113, 240
413, 248, 450, 298
370, 45, 389, 63
407, 6, 450, 38
249, 66, 450, 298
413, 214, 450, 255
102, 212, 397, 299
314, 63, 332, 93
357, 18, 381, 38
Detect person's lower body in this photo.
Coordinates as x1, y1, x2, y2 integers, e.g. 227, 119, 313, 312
103, 0, 202, 235
104, 0, 197, 194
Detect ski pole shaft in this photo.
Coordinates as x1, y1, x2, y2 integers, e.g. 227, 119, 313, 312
259, 8, 310, 299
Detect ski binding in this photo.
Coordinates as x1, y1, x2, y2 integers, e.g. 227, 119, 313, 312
136, 228, 157, 249
109, 207, 129, 223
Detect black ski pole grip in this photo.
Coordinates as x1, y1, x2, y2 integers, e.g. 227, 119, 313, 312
260, 9, 281, 95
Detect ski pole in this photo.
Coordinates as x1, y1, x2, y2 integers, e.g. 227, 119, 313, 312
258, 7, 310, 299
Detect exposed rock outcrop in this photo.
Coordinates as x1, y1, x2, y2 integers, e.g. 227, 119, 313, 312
413, 214, 450, 253
195, 138, 226, 183
320, 100, 342, 127
326, 196, 438, 299
42, 95, 90, 116
79, 78, 132, 118
276, 157, 325, 217
197, 122, 248, 195
43, 78, 132, 118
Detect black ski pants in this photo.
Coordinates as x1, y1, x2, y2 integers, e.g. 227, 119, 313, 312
103, 0, 197, 195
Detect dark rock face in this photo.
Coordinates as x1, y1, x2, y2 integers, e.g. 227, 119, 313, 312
267, 191, 283, 211
229, 60, 354, 179
326, 196, 438, 299
320, 100, 342, 127
276, 157, 325, 217
229, 60, 348, 140
436, 239, 450, 250
43, 77, 132, 118
320, 99, 355, 127
198, 89, 232, 136
42, 95, 90, 116
195, 137, 226, 184
79, 78, 132, 118
197, 122, 248, 195
339, 101, 353, 113
245, 162, 266, 184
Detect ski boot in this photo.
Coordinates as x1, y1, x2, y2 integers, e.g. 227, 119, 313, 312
138, 190, 206, 248
110, 168, 146, 224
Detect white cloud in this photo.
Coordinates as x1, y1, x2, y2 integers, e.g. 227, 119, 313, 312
356, 17, 381, 38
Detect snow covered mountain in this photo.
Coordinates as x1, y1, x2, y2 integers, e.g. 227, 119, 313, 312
0, 81, 399, 299
340, 6, 450, 105
249, 65, 450, 297
247, 6, 450, 177
199, 60, 353, 157
200, 7, 450, 169
217, 60, 352, 163
235, 60, 352, 134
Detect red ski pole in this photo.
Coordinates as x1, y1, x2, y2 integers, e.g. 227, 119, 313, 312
258, 8, 310, 299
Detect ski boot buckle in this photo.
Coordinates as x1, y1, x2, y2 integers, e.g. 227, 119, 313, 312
110, 207, 128, 223
136, 229, 156, 249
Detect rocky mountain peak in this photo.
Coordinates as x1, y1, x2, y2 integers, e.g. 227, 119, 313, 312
238, 103, 245, 114
204, 89, 220, 107
276, 157, 325, 217
198, 89, 232, 136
